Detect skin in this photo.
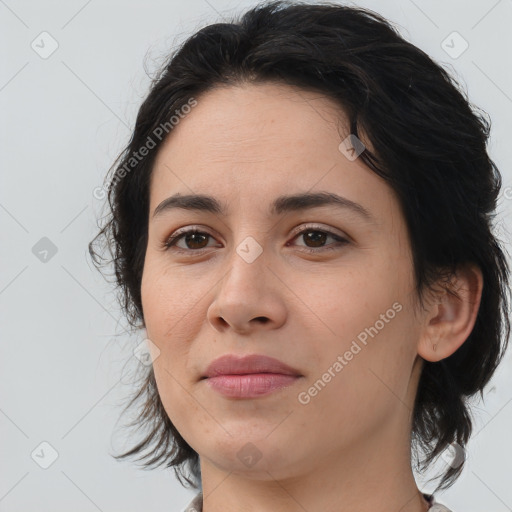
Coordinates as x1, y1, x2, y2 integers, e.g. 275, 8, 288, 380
140, 82, 483, 512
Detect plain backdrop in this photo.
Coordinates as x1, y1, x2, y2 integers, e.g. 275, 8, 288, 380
1, 0, 511, 511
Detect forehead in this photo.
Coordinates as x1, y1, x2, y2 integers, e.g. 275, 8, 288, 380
149, 82, 398, 225
153, 82, 345, 169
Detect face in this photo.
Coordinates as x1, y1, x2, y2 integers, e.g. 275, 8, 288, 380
141, 82, 425, 480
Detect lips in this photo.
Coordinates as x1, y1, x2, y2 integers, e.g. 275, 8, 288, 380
201, 354, 302, 398
202, 354, 302, 378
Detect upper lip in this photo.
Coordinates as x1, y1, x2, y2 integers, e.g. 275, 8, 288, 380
202, 354, 302, 378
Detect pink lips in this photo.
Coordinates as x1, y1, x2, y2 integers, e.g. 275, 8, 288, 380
202, 354, 302, 398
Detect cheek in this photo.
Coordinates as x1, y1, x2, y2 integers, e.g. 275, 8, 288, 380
151, 360, 208, 447
297, 262, 402, 347
297, 312, 417, 444
141, 267, 197, 404
141, 259, 203, 339
143, 277, 203, 435
296, 264, 416, 405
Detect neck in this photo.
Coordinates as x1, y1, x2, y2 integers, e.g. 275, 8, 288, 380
198, 413, 430, 512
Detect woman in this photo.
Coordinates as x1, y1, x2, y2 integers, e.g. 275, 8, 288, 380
89, 1, 510, 511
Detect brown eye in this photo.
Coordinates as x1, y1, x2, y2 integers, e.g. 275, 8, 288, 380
290, 227, 349, 253
302, 230, 328, 247
162, 226, 349, 255
164, 230, 216, 251
180, 232, 210, 249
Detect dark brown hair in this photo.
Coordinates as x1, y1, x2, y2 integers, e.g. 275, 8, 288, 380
89, 0, 511, 492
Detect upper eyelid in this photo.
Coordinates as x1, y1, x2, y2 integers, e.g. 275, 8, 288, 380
290, 223, 347, 238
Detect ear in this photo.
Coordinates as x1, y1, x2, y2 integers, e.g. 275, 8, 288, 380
417, 263, 483, 362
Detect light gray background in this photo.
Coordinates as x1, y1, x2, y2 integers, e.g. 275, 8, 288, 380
1, 0, 511, 511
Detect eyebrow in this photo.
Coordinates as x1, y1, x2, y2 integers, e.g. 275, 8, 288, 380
152, 192, 376, 224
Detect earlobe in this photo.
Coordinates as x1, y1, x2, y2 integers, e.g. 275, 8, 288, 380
417, 264, 483, 363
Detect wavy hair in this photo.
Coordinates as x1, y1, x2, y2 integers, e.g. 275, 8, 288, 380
89, 0, 511, 492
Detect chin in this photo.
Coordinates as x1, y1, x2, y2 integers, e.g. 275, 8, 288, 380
201, 434, 301, 476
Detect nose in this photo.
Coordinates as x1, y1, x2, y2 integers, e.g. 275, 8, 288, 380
206, 243, 287, 335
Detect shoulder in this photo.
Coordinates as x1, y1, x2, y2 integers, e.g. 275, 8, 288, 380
423, 492, 454, 511
182, 491, 455, 511
183, 491, 203, 512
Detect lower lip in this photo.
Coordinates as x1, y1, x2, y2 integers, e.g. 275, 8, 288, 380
205, 373, 300, 398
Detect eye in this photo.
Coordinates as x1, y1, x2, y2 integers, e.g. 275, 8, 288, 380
162, 228, 218, 252
161, 225, 349, 254
288, 225, 349, 253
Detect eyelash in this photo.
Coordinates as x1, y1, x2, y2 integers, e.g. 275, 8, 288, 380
161, 225, 349, 255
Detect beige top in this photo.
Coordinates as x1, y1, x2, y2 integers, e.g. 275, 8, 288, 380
183, 491, 453, 511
